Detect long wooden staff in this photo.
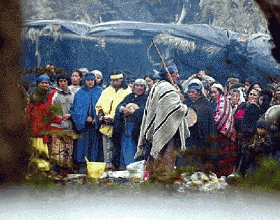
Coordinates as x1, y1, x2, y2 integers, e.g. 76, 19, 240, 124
151, 40, 176, 87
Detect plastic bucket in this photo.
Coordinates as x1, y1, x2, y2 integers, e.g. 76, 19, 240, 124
85, 157, 106, 179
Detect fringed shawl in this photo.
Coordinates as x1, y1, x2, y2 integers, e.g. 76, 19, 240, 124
135, 80, 190, 159
213, 94, 236, 142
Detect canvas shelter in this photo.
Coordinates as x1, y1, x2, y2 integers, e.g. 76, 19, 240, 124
20, 20, 280, 85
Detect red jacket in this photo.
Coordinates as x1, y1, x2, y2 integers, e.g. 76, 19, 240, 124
25, 89, 62, 142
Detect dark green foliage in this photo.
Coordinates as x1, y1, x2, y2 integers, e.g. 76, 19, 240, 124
49, 103, 63, 116
237, 158, 280, 192
42, 103, 62, 124
25, 172, 55, 188
33, 86, 48, 104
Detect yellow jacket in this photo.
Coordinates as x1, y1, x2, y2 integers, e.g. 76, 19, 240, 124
95, 85, 130, 137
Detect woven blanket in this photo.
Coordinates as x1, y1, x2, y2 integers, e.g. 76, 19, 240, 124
213, 95, 236, 142
135, 80, 190, 159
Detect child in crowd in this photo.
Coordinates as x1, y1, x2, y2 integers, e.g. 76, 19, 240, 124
240, 120, 272, 176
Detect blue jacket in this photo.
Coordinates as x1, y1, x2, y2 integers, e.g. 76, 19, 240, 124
70, 85, 102, 131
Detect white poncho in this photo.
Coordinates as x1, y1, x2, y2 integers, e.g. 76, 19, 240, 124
135, 80, 190, 159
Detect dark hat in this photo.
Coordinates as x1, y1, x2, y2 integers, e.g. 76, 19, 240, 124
256, 120, 269, 130
159, 64, 178, 77
152, 73, 161, 80
126, 77, 135, 83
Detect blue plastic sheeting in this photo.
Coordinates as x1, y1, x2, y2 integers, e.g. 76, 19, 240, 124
20, 20, 280, 85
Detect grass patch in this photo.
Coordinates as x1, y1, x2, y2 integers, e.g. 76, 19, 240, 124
25, 172, 55, 188
236, 158, 280, 192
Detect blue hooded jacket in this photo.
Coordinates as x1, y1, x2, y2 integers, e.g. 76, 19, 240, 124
70, 85, 102, 131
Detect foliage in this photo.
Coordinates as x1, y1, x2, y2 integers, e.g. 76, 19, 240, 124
237, 157, 280, 192
21, 67, 67, 90
22, 67, 65, 76
39, 103, 62, 125
25, 172, 55, 188
33, 86, 49, 104
49, 103, 62, 116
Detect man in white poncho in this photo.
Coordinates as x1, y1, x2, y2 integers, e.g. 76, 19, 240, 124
135, 64, 190, 176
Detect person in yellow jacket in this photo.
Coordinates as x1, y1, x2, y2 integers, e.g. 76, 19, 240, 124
95, 71, 130, 170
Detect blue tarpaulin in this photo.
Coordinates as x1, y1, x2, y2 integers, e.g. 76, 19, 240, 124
20, 19, 280, 85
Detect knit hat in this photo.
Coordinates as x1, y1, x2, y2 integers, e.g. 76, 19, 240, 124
256, 120, 269, 131
159, 64, 178, 77
37, 74, 50, 83
91, 70, 103, 79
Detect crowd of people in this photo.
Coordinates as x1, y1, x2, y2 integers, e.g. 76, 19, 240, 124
23, 63, 280, 179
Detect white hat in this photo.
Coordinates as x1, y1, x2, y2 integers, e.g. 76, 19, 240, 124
211, 83, 224, 91
134, 78, 147, 88
90, 70, 103, 79
78, 68, 89, 73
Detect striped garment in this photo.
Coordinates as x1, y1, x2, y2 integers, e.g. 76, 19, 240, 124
135, 80, 190, 159
213, 94, 236, 142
